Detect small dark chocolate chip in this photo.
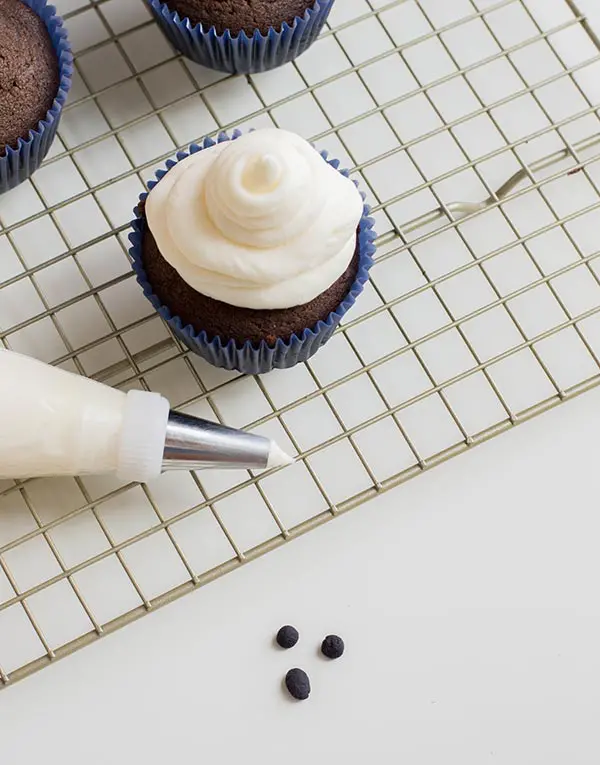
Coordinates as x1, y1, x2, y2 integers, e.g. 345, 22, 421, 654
276, 625, 299, 649
285, 668, 311, 701
321, 634, 345, 660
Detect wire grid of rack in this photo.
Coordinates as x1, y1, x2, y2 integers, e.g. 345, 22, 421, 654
0, 0, 600, 687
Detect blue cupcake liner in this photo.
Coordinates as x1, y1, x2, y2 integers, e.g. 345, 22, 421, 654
146, 0, 334, 74
129, 131, 377, 375
0, 0, 73, 194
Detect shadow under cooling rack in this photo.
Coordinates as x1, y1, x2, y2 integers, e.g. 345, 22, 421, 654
1, 0, 600, 687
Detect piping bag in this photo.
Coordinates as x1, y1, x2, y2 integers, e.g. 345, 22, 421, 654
0, 350, 294, 482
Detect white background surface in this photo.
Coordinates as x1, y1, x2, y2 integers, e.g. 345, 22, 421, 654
2, 1, 600, 762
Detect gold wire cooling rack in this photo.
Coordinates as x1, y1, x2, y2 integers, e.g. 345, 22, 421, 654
1, 0, 600, 687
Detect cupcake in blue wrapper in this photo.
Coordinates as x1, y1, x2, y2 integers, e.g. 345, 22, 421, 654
0, 0, 72, 193
145, 0, 334, 74
129, 129, 376, 375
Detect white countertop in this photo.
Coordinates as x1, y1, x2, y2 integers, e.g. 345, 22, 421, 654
2, 384, 600, 763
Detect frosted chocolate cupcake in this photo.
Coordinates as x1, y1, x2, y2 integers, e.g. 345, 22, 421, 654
130, 129, 376, 375
0, 0, 72, 192
145, 0, 334, 74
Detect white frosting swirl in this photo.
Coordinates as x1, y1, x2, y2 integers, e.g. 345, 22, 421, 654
145, 129, 363, 310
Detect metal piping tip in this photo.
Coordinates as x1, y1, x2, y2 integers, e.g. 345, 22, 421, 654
162, 410, 294, 471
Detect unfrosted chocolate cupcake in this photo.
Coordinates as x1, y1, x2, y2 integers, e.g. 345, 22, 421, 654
0, 0, 72, 192
164, 0, 319, 35
146, 0, 334, 74
0, 0, 59, 154
129, 129, 376, 375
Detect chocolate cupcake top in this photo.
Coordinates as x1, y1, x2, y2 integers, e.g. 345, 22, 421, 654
144, 129, 363, 311
163, 0, 316, 35
0, 0, 59, 155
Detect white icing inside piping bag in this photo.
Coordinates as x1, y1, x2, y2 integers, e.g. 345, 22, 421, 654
267, 442, 296, 469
